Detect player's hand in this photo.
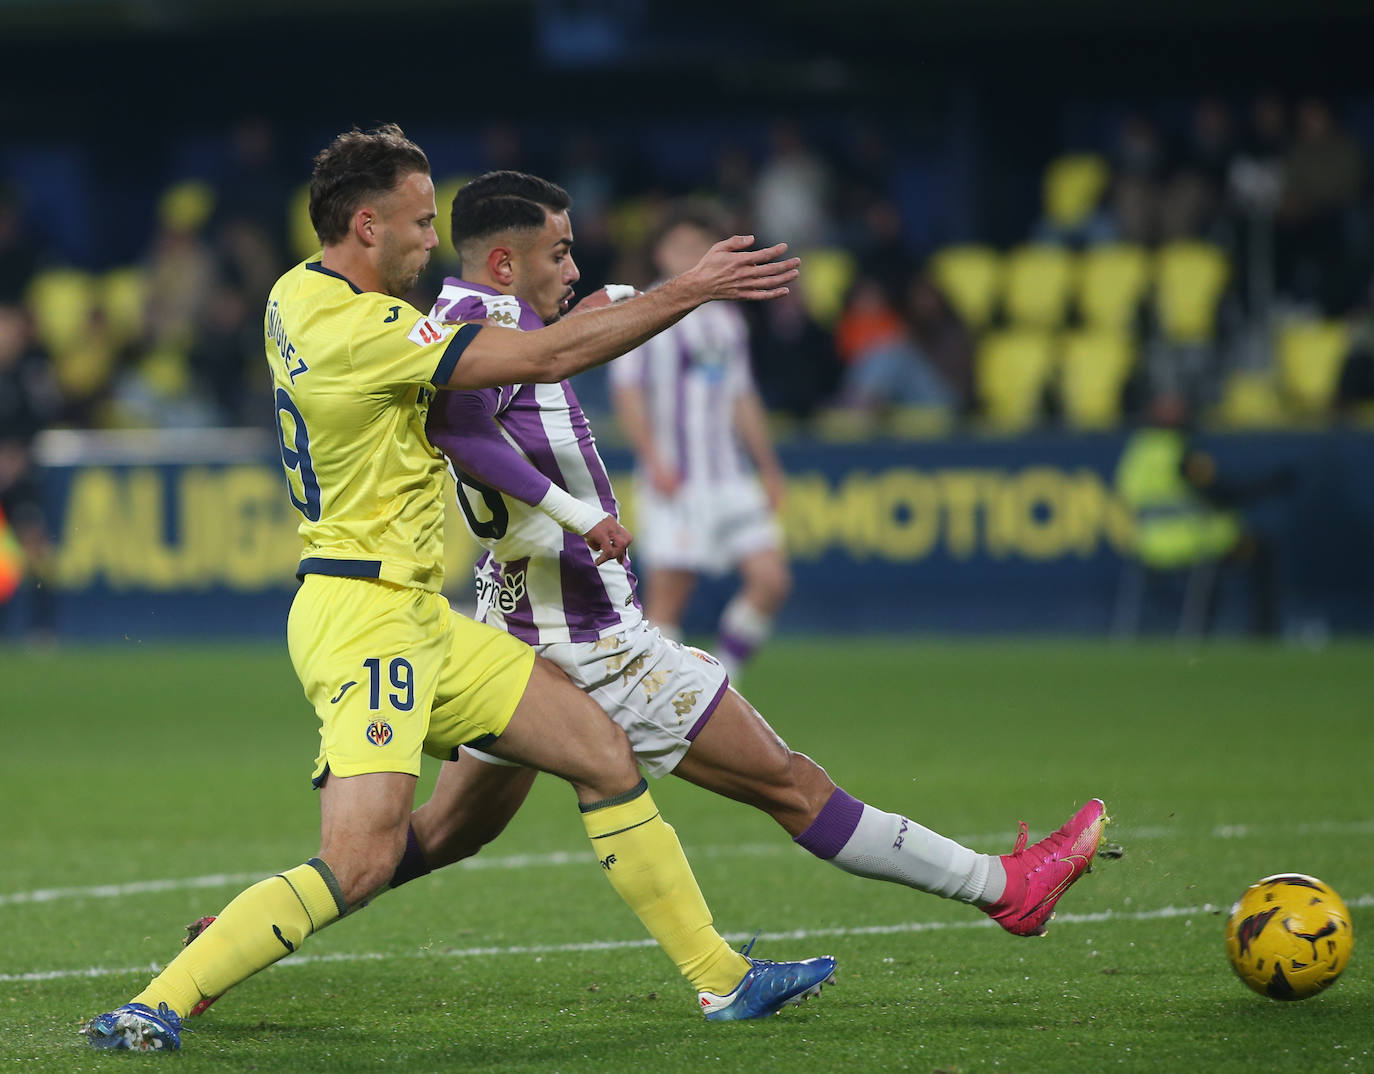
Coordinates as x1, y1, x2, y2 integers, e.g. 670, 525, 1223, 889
649, 459, 681, 497
682, 236, 800, 303
584, 515, 633, 565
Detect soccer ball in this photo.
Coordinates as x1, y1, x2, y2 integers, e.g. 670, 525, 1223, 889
1224, 873, 1354, 1000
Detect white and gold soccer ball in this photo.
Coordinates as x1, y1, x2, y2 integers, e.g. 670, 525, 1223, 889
1224, 873, 1354, 1000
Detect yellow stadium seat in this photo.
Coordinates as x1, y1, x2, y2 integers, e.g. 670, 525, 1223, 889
25, 267, 97, 355
1078, 242, 1150, 330
1211, 370, 1285, 429
139, 346, 193, 398
288, 182, 319, 262
1276, 318, 1349, 417
100, 266, 148, 346
1057, 328, 1135, 429
1154, 241, 1230, 343
1003, 243, 1076, 329
976, 328, 1055, 431
51, 337, 118, 402
157, 180, 216, 235
607, 196, 658, 254
797, 247, 857, 328
1043, 153, 1111, 232
929, 244, 1002, 331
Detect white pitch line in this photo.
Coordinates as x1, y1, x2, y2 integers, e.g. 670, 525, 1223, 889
0, 847, 786, 908
0, 873, 269, 908
5, 818, 1373, 910
3, 894, 1370, 986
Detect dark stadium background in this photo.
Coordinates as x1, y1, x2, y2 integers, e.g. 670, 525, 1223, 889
3, 11, 1374, 1072
3, 0, 1374, 639
7, 1, 1374, 258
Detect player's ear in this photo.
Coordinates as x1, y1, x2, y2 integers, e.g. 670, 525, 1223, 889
488, 246, 516, 286
353, 206, 379, 246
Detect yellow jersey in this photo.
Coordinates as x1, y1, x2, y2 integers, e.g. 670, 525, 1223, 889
264, 258, 480, 590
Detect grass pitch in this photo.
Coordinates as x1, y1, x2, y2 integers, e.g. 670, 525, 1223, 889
2, 638, 1371, 1073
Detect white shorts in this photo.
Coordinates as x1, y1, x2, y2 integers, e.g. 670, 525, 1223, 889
464, 620, 730, 778
636, 476, 782, 574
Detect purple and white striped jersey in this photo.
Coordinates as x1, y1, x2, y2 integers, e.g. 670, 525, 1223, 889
607, 300, 757, 488
426, 278, 643, 646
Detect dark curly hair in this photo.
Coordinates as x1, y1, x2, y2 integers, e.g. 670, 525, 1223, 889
449, 170, 572, 256
308, 124, 430, 246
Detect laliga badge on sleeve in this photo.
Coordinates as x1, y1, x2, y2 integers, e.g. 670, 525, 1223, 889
407, 317, 446, 346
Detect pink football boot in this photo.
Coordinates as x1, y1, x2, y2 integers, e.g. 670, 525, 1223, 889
985, 798, 1107, 936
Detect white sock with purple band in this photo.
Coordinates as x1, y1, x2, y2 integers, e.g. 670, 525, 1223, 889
794, 788, 1006, 905
716, 597, 772, 681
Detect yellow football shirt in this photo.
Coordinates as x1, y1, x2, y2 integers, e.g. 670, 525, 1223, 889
264, 258, 481, 590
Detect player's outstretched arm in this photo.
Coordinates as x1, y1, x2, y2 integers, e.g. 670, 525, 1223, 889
443, 237, 798, 389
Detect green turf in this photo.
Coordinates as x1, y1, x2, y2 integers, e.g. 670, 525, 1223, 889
2, 639, 1371, 1072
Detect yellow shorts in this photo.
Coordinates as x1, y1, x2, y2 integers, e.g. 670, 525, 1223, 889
288, 574, 535, 785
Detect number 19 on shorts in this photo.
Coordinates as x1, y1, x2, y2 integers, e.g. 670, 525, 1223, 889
364, 657, 414, 711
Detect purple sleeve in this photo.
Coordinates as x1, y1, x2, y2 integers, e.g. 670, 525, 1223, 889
433, 293, 491, 323
426, 388, 553, 506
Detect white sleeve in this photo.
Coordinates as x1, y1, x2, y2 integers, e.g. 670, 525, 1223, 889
537, 484, 610, 535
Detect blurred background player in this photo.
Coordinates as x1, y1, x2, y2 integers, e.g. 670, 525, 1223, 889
610, 206, 791, 683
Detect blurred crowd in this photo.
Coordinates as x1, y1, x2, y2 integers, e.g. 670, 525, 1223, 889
3, 94, 1374, 452
1029, 93, 1374, 422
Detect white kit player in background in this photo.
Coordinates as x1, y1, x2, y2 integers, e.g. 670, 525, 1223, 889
610, 206, 791, 683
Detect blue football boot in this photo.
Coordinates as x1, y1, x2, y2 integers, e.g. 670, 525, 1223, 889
699, 937, 837, 1021
81, 1002, 185, 1051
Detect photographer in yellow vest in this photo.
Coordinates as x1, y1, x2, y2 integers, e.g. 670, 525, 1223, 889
1115, 393, 1291, 635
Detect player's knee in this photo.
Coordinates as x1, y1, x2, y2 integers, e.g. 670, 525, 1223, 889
577, 714, 639, 793
766, 565, 792, 605
748, 557, 791, 606
745, 746, 809, 817
337, 855, 404, 907
541, 681, 635, 784
322, 833, 408, 906
748, 741, 793, 788
594, 718, 638, 776
769, 750, 837, 828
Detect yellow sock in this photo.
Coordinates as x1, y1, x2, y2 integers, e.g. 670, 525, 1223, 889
580, 781, 748, 996
132, 858, 347, 1017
